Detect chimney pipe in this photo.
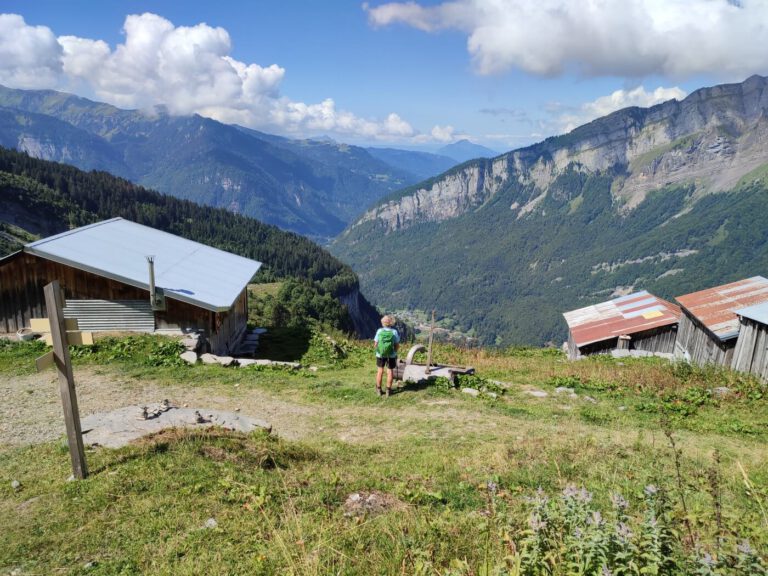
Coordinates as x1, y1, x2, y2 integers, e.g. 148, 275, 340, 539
147, 256, 156, 307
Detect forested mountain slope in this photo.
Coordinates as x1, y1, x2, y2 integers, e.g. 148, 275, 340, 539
0, 86, 455, 240
0, 147, 380, 336
332, 75, 768, 346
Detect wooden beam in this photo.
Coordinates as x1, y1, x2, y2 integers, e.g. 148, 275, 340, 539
44, 281, 88, 479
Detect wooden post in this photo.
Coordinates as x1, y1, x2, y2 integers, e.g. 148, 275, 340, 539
425, 310, 435, 375
44, 281, 88, 479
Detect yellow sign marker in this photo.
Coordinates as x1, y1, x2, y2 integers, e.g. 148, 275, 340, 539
642, 310, 664, 320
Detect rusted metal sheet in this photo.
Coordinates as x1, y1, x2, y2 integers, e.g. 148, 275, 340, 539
563, 291, 681, 348
675, 276, 768, 342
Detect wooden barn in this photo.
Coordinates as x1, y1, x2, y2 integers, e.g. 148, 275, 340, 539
731, 302, 768, 382
0, 218, 261, 355
563, 291, 681, 360
675, 276, 768, 367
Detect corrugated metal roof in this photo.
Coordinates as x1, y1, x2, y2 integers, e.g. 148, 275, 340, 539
675, 276, 768, 341
563, 291, 681, 347
25, 218, 261, 312
736, 301, 768, 326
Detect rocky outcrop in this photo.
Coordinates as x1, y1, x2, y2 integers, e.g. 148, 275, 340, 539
349, 75, 768, 233
338, 286, 380, 339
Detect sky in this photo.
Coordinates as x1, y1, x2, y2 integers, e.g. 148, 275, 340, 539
0, 0, 765, 153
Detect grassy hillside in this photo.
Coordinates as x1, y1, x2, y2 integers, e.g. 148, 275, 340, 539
1, 334, 767, 574
333, 168, 768, 346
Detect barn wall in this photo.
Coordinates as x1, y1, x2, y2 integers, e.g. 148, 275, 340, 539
732, 318, 768, 382
676, 312, 735, 366
630, 326, 678, 354
0, 253, 245, 354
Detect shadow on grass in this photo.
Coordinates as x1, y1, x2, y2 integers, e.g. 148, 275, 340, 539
253, 326, 312, 361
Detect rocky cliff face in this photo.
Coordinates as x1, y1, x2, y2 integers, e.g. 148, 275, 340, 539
349, 75, 768, 234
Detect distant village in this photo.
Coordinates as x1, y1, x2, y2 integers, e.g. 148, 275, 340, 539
1, 218, 767, 384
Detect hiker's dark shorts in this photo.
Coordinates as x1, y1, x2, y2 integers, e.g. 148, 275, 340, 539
376, 357, 397, 369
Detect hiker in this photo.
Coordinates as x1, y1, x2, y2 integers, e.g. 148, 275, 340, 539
374, 315, 400, 397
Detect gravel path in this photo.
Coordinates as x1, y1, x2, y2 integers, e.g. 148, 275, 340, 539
0, 367, 317, 450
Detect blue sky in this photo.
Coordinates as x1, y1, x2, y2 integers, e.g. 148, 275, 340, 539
0, 1, 764, 153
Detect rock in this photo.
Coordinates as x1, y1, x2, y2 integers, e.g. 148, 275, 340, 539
180, 351, 198, 365
584, 396, 598, 404
252, 328, 268, 335
11, 479, 21, 491
83, 561, 96, 569
216, 356, 235, 367
204, 518, 218, 529
200, 353, 219, 365
618, 405, 627, 411
526, 389, 549, 398
236, 358, 258, 367
484, 391, 498, 399
309, 366, 319, 372
555, 387, 577, 398
462, 387, 480, 397
712, 386, 732, 397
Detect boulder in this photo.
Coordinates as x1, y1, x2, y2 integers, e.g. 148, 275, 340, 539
180, 351, 198, 365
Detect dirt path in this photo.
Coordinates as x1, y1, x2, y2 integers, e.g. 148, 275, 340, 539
0, 367, 319, 449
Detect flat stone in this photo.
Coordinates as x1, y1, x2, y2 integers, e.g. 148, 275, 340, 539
80, 406, 272, 448
11, 479, 21, 491
204, 518, 218, 529
236, 358, 258, 367
555, 386, 577, 398
484, 391, 498, 399
200, 353, 219, 365
526, 389, 549, 398
252, 328, 268, 335
462, 387, 480, 397
180, 351, 198, 365
584, 396, 598, 404
712, 386, 732, 397
216, 356, 235, 367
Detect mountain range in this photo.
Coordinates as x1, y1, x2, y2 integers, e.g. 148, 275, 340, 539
332, 75, 768, 346
0, 85, 460, 241
436, 139, 500, 163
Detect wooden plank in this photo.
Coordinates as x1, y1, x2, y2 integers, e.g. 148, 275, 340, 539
44, 281, 88, 480
35, 351, 55, 372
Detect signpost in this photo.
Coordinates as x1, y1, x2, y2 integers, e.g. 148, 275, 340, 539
40, 281, 88, 479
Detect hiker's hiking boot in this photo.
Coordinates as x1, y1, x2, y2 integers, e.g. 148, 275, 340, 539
386, 387, 391, 397
376, 386, 383, 397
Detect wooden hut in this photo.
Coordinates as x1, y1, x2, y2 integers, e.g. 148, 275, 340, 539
563, 291, 681, 360
731, 302, 768, 382
675, 276, 768, 367
0, 218, 261, 354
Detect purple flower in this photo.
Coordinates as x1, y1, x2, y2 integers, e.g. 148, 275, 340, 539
644, 484, 658, 496
615, 522, 633, 541
529, 514, 547, 532
610, 492, 628, 510
699, 553, 715, 568
487, 480, 498, 494
588, 511, 603, 526
737, 540, 754, 556
601, 566, 614, 576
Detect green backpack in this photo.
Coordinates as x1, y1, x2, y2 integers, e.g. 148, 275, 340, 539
376, 329, 396, 357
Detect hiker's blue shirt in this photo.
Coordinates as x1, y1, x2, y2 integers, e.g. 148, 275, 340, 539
374, 328, 400, 358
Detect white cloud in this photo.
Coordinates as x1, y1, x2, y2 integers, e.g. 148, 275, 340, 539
551, 85, 688, 133
0, 14, 62, 88
366, 0, 768, 79
430, 124, 456, 142
0, 13, 421, 142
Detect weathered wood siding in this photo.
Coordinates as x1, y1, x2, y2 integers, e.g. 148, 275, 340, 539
676, 312, 735, 366
630, 326, 678, 354
569, 326, 677, 360
731, 317, 768, 382
0, 252, 246, 355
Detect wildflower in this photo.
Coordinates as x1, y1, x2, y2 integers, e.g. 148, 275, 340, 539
615, 522, 633, 541
609, 492, 628, 510
736, 540, 754, 555
699, 553, 716, 568
574, 527, 583, 540
587, 511, 603, 526
487, 480, 498, 494
529, 514, 546, 532
601, 566, 614, 576
644, 484, 658, 496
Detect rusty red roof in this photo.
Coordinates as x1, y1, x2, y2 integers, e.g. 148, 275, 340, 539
563, 291, 681, 347
675, 276, 768, 341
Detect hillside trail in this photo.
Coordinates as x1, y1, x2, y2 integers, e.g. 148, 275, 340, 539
0, 366, 505, 450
